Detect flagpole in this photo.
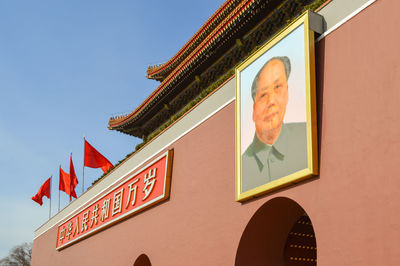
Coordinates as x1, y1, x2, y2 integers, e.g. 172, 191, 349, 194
58, 165, 60, 212
70, 151, 73, 203
82, 135, 85, 194
49, 175, 52, 219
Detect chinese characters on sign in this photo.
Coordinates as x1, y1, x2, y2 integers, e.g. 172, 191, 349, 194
56, 150, 173, 250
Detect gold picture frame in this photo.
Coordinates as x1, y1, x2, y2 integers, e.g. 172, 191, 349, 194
236, 11, 320, 202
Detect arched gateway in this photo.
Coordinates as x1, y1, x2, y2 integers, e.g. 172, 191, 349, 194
133, 254, 151, 266
235, 197, 316, 266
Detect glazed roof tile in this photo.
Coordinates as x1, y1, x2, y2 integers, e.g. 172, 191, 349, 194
146, 0, 239, 81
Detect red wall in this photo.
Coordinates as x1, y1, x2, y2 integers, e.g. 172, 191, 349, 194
32, 0, 400, 265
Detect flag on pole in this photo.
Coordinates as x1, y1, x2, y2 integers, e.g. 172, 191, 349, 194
84, 139, 113, 173
59, 166, 77, 201
69, 155, 79, 199
59, 166, 69, 194
32, 178, 51, 206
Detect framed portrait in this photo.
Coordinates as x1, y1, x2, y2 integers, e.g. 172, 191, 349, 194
235, 11, 321, 202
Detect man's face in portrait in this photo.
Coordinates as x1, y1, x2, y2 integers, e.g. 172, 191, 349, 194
252, 59, 289, 144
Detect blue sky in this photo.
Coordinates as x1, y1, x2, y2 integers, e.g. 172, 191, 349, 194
0, 0, 224, 258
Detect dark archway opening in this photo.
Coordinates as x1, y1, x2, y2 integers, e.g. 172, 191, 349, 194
235, 197, 316, 266
283, 215, 316, 265
133, 254, 151, 266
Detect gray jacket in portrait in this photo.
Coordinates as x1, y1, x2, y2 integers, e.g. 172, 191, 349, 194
241, 122, 307, 192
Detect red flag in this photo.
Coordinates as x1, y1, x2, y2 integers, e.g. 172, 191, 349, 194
69, 155, 78, 199
84, 139, 113, 173
59, 166, 77, 200
32, 178, 51, 206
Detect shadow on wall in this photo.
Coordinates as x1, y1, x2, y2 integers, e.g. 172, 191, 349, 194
235, 197, 317, 266
133, 254, 151, 266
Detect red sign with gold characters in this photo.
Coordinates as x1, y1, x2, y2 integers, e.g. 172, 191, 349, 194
56, 150, 173, 250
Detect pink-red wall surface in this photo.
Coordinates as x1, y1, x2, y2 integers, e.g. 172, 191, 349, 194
31, 0, 400, 265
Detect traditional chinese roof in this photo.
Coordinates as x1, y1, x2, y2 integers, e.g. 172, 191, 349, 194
146, 0, 241, 82
109, 0, 327, 139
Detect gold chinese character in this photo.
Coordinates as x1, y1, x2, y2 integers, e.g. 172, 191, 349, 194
90, 204, 99, 227
73, 216, 80, 237
143, 168, 157, 200
126, 178, 139, 209
66, 221, 73, 240
81, 210, 90, 232
112, 188, 124, 216
101, 198, 111, 221
59, 226, 65, 243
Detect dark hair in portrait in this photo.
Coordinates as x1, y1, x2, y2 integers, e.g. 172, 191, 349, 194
250, 56, 291, 100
